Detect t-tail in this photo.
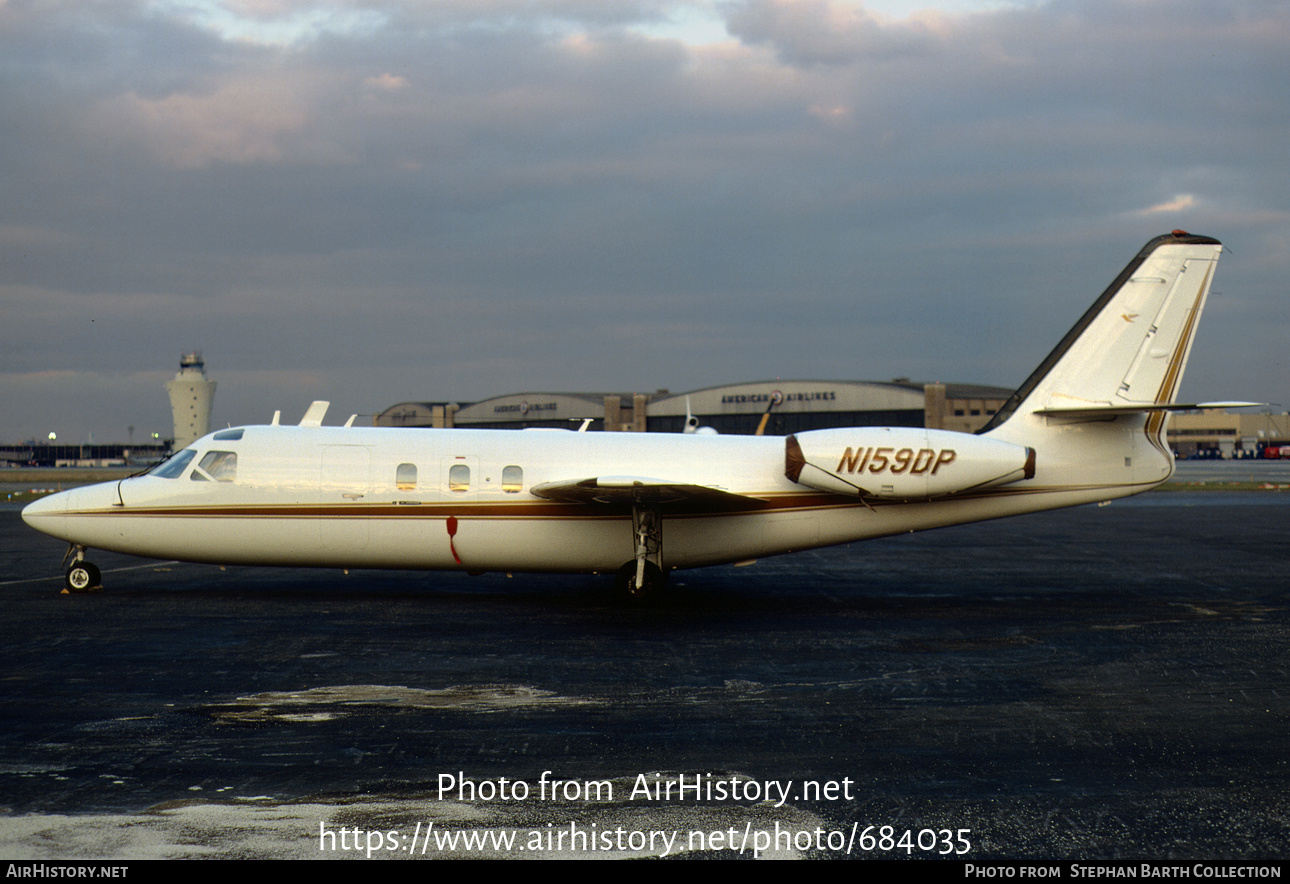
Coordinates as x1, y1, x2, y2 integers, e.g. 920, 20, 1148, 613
977, 230, 1230, 498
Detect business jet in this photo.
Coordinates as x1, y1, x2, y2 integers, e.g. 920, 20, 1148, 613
23, 232, 1243, 598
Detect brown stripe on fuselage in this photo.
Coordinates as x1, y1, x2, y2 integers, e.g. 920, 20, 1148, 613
62, 479, 1158, 523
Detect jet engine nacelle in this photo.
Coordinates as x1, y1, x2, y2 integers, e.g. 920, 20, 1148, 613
785, 427, 1035, 500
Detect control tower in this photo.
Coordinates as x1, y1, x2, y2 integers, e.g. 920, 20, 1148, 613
166, 352, 217, 450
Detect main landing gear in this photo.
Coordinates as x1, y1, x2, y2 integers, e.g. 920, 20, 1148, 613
614, 495, 668, 600
61, 544, 101, 594
614, 560, 665, 599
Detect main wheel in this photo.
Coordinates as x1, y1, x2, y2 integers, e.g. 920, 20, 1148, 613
65, 562, 101, 593
614, 560, 665, 601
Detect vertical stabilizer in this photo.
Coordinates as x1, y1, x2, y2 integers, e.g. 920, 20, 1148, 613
979, 231, 1222, 434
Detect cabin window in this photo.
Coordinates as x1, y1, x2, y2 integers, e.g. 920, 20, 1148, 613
396, 463, 417, 490
191, 450, 238, 482
502, 465, 523, 493
150, 448, 197, 479
449, 463, 470, 492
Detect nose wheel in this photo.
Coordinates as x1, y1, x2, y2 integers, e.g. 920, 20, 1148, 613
60, 544, 102, 593
64, 561, 102, 593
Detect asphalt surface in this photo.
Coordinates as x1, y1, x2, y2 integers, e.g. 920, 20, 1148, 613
1, 480, 1288, 859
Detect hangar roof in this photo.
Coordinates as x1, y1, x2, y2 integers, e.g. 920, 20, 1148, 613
376, 379, 1013, 428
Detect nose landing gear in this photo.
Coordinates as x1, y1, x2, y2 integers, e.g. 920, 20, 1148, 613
64, 562, 102, 593
60, 544, 102, 594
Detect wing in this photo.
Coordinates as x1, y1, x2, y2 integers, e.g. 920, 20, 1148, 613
530, 476, 764, 513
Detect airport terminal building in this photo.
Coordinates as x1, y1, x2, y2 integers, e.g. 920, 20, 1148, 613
1164, 410, 1290, 458
375, 380, 1015, 436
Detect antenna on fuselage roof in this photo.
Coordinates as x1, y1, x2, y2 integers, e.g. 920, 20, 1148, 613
271, 410, 281, 426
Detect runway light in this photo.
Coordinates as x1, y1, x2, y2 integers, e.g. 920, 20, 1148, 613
47, 432, 56, 442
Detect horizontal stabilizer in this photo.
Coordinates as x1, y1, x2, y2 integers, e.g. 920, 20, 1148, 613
531, 477, 762, 512
1034, 400, 1263, 417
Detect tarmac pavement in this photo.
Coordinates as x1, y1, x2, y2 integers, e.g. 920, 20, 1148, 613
1, 487, 1287, 859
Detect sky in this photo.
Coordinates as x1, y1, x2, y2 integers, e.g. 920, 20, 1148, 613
2, 0, 1287, 444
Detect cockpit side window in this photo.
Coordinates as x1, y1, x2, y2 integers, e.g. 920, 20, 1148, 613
150, 449, 197, 479
191, 450, 238, 482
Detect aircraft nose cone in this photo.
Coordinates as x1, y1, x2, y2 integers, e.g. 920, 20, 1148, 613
21, 488, 74, 538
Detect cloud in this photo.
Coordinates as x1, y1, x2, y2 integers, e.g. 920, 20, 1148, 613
157, 0, 389, 47
83, 73, 350, 169
724, 0, 945, 66
364, 72, 409, 91
0, 225, 73, 247
1, 0, 1288, 443
1136, 194, 1197, 216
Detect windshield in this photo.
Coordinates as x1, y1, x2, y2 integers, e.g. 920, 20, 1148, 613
149, 448, 197, 479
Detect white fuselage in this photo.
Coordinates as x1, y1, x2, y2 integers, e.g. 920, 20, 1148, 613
21, 418, 1163, 574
